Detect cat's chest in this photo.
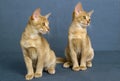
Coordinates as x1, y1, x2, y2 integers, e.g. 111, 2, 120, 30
22, 34, 41, 48
30, 33, 39, 39
69, 30, 86, 40
69, 26, 86, 40
23, 39, 40, 48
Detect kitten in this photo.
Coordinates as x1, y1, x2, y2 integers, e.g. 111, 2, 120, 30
63, 2, 94, 71
20, 8, 57, 80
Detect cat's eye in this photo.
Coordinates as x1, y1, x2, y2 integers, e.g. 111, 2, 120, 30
42, 22, 45, 26
83, 16, 86, 19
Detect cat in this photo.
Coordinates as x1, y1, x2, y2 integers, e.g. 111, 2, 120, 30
20, 8, 65, 80
63, 2, 94, 71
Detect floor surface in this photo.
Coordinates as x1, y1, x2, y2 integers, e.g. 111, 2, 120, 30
0, 51, 120, 81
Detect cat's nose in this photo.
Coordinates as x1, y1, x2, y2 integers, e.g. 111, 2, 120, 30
47, 27, 50, 31
87, 19, 90, 23
87, 21, 89, 24
87, 19, 90, 24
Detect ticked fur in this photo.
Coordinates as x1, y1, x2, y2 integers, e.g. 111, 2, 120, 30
20, 8, 56, 80
63, 2, 94, 71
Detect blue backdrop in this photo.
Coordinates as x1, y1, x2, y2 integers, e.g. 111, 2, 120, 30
0, 0, 120, 54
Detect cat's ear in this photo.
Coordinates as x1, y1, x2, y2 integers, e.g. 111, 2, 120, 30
45, 13, 51, 19
74, 2, 83, 15
32, 8, 41, 20
88, 10, 94, 16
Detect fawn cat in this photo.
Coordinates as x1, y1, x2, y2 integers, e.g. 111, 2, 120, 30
63, 2, 94, 71
20, 8, 61, 80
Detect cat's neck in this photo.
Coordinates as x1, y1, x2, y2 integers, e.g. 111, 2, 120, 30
26, 24, 37, 34
24, 24, 41, 39
71, 21, 87, 30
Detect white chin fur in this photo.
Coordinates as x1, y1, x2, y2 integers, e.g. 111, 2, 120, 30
39, 30, 48, 34
80, 23, 90, 27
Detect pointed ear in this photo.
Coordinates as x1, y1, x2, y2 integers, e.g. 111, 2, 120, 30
45, 13, 51, 19
32, 8, 40, 20
74, 2, 83, 15
88, 10, 94, 16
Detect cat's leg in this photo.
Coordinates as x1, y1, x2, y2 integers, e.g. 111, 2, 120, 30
69, 47, 80, 71
22, 48, 34, 80
63, 47, 72, 68
86, 48, 94, 68
80, 50, 87, 70
47, 50, 56, 74
34, 49, 43, 78
71, 51, 80, 71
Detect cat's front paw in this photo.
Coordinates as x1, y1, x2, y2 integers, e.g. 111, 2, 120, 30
25, 73, 34, 80
34, 72, 42, 78
72, 66, 80, 71
80, 66, 87, 70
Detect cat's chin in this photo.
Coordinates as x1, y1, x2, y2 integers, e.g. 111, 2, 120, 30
40, 32, 47, 34
80, 23, 90, 28
39, 31, 48, 34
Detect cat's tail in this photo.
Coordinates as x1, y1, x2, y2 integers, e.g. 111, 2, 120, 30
56, 57, 66, 64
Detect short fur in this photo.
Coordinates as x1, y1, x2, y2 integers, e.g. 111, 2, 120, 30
20, 8, 57, 80
63, 2, 94, 71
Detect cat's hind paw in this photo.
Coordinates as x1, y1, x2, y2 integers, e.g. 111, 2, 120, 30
63, 62, 71, 68
48, 68, 55, 74
87, 61, 92, 68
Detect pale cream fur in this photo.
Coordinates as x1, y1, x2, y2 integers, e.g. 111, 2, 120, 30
63, 2, 94, 71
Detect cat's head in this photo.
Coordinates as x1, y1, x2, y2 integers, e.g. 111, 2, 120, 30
72, 2, 94, 27
29, 8, 51, 34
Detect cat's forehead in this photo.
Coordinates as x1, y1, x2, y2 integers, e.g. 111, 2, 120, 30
80, 11, 89, 16
40, 16, 47, 21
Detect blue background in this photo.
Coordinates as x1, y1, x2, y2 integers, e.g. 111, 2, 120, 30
0, 0, 120, 81
0, 0, 120, 53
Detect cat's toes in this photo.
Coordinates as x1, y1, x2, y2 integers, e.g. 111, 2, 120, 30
80, 66, 87, 71
48, 68, 55, 74
72, 66, 80, 71
87, 62, 92, 68
25, 73, 34, 80
63, 62, 71, 68
34, 72, 42, 78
